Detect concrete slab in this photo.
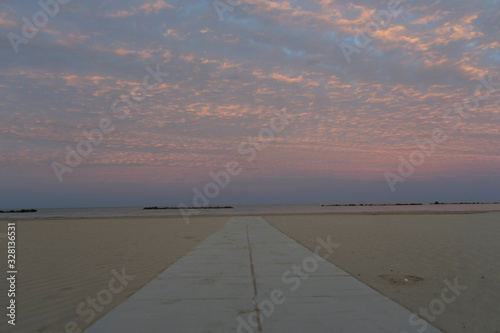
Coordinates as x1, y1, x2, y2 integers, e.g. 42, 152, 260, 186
84, 298, 255, 333
85, 216, 444, 333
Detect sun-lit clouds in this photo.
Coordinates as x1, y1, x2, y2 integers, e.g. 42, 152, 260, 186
102, 0, 173, 18
433, 13, 485, 44
102, 10, 135, 18
179, 53, 195, 63
246, 0, 294, 13
0, 11, 17, 28
139, 0, 173, 15
477, 41, 500, 51
218, 60, 242, 70
1, 0, 499, 206
334, 3, 377, 32
373, 25, 420, 45
164, 28, 191, 40
61, 74, 90, 87
113, 47, 156, 59
250, 70, 303, 83
53, 33, 91, 48
412, 10, 451, 25
162, 49, 173, 61
269, 73, 303, 83
455, 58, 490, 77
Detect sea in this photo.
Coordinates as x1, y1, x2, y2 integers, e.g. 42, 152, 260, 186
1, 203, 500, 220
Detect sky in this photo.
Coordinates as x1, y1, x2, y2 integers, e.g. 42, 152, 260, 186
0, 0, 499, 208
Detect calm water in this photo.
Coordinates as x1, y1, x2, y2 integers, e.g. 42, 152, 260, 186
1, 204, 500, 220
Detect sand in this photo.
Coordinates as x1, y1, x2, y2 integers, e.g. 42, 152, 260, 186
0, 216, 229, 333
265, 212, 500, 333
1, 212, 499, 333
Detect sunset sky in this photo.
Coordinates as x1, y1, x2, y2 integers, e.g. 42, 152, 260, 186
1, 0, 499, 208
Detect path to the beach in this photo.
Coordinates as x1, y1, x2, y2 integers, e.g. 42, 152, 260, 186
85, 216, 443, 333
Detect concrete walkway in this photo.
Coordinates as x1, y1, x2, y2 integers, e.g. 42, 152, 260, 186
85, 216, 443, 333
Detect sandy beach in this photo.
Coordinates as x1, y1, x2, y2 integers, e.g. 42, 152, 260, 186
1, 212, 499, 333
266, 212, 500, 333
0, 216, 229, 333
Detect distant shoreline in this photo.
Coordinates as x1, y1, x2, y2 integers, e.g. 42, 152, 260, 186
2, 203, 500, 220
143, 206, 233, 210
0, 209, 37, 213
322, 201, 500, 207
